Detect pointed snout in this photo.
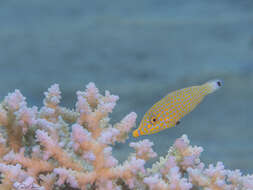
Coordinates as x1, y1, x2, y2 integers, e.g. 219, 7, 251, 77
132, 129, 140, 138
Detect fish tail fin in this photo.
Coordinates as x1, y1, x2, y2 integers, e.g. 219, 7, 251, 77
202, 79, 223, 94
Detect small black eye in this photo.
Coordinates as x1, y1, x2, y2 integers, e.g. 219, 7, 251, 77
217, 81, 221, 86
150, 116, 158, 124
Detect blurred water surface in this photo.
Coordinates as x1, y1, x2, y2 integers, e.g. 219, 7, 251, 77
0, 0, 253, 173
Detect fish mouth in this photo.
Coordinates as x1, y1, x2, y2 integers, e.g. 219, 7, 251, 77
132, 129, 139, 138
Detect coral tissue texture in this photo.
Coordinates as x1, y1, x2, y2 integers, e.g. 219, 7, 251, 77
0, 82, 252, 190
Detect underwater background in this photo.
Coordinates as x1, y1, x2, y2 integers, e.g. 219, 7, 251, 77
0, 0, 252, 173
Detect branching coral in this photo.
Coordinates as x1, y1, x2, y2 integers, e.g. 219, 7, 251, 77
0, 82, 252, 190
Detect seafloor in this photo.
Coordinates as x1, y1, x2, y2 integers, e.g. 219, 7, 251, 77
0, 0, 253, 173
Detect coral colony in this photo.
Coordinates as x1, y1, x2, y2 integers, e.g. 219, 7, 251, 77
0, 83, 252, 190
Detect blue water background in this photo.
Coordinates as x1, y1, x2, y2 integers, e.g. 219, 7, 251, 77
0, 0, 253, 173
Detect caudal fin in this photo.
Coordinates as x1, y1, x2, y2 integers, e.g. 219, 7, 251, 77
203, 79, 223, 94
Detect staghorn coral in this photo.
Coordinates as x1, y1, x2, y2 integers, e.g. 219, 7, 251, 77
0, 82, 252, 190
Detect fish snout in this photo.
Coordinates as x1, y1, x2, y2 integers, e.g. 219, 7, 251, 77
132, 129, 140, 138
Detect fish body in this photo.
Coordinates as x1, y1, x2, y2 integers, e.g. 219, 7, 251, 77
133, 79, 222, 137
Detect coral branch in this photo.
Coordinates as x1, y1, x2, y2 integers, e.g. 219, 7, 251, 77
36, 129, 84, 172
3, 148, 54, 177
0, 82, 251, 190
130, 139, 157, 161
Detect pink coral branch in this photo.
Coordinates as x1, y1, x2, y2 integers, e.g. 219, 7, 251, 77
0, 83, 252, 190
36, 129, 84, 172
115, 112, 137, 142
43, 84, 61, 108
3, 148, 54, 177
84, 82, 100, 109
130, 139, 157, 161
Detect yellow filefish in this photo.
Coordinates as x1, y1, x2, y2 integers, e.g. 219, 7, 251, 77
133, 79, 222, 137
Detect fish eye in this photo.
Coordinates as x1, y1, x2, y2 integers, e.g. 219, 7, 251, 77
150, 115, 158, 125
